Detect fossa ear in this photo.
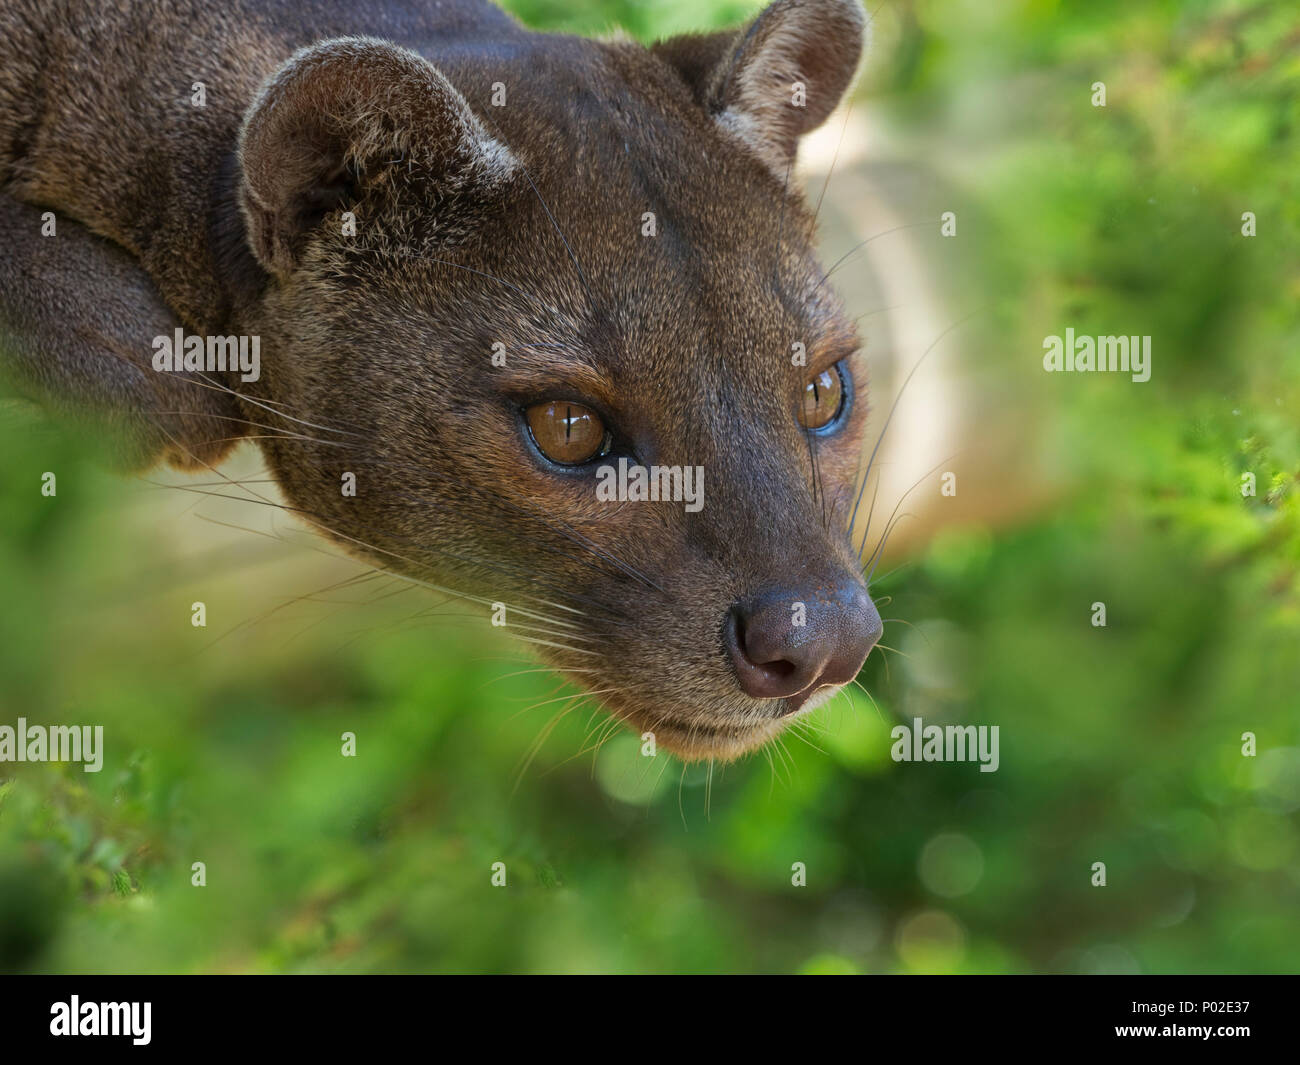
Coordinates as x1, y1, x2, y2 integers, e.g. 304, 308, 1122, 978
238, 36, 516, 278
653, 0, 867, 177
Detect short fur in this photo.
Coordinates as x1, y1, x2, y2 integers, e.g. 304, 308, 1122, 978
0, 0, 874, 759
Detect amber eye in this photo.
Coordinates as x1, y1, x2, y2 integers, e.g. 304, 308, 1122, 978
797, 364, 846, 430
524, 400, 610, 466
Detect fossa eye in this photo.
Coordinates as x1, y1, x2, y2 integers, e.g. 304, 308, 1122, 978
524, 400, 611, 466
797, 362, 847, 431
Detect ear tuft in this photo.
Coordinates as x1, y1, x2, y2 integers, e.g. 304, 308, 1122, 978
238, 37, 516, 277
655, 0, 867, 176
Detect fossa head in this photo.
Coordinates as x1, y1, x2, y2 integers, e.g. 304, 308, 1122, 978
233, 0, 880, 759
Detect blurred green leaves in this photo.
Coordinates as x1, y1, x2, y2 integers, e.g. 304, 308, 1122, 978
0, 0, 1297, 974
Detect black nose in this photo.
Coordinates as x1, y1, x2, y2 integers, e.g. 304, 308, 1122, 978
724, 580, 882, 712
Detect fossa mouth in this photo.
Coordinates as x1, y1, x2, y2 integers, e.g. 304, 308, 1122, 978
582, 674, 861, 762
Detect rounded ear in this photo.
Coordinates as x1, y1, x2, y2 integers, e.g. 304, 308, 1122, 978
653, 0, 867, 176
238, 36, 516, 277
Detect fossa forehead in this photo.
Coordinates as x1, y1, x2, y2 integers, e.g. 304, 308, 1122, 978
485, 82, 798, 231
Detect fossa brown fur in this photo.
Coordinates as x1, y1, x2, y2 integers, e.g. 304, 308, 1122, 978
0, 0, 881, 759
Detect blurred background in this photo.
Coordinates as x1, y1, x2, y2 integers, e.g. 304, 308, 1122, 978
1, 0, 1297, 974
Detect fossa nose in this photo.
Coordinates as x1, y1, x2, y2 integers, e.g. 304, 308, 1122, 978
724, 577, 882, 712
